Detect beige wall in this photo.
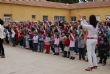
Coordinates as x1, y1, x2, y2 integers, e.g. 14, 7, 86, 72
0, 3, 70, 22
71, 7, 110, 21
0, 2, 110, 22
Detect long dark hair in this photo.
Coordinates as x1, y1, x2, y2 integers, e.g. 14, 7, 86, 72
0, 19, 4, 25
89, 15, 98, 28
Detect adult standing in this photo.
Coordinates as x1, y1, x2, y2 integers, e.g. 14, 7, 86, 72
0, 19, 5, 58
81, 15, 98, 71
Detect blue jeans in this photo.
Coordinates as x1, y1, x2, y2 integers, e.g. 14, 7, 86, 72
69, 47, 75, 57
54, 44, 59, 54
11, 37, 15, 46
33, 43, 38, 52
38, 41, 44, 52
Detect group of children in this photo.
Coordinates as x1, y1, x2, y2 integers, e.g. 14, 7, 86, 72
97, 23, 110, 65
3, 20, 110, 65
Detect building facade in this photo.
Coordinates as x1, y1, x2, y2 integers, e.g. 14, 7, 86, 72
0, 0, 110, 22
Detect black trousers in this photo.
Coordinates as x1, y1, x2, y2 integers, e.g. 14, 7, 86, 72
60, 44, 64, 52
5, 36, 9, 44
51, 45, 55, 53
79, 48, 85, 60
99, 49, 107, 64
63, 51, 70, 58
11, 37, 16, 46
0, 39, 5, 56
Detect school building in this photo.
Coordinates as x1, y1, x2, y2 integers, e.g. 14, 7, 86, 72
0, 0, 110, 22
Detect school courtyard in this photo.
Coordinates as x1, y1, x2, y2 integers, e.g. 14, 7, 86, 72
0, 45, 110, 74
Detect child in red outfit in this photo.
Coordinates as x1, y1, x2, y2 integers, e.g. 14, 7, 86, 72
63, 35, 70, 58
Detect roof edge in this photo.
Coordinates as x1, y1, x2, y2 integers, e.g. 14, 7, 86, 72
0, 1, 110, 9
0, 0, 70, 9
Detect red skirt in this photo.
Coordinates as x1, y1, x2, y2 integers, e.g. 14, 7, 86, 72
44, 45, 50, 54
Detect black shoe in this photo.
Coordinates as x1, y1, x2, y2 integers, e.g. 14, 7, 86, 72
54, 53, 57, 55
63, 55, 66, 58
1, 55, 5, 58
67, 56, 70, 58
86, 59, 88, 62
56, 53, 59, 55
85, 67, 92, 71
91, 66, 98, 69
70, 57, 75, 60
72, 57, 75, 60
98, 61, 102, 64
79, 58, 81, 60
83, 58, 85, 60
70, 57, 72, 59
102, 63, 106, 66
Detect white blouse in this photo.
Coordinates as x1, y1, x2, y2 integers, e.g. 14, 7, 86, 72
81, 20, 98, 38
69, 34, 75, 47
0, 24, 5, 39
33, 36, 39, 43
54, 38, 60, 45
11, 29, 15, 38
69, 40, 75, 47
44, 37, 51, 45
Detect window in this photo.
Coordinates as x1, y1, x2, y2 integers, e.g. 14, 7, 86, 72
82, 16, 86, 19
106, 15, 110, 22
106, 15, 110, 19
33, 0, 37, 1
79, 0, 87, 3
54, 16, 65, 21
71, 16, 77, 21
88, 0, 95, 2
43, 16, 48, 21
32, 15, 36, 19
102, 0, 106, 1
4, 14, 12, 23
96, 16, 100, 21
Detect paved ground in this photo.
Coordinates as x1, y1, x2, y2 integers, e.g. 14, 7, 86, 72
0, 45, 110, 74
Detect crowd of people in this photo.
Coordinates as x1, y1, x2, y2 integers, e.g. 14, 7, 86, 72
0, 15, 110, 71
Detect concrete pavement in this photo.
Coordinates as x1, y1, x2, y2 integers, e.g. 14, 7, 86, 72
0, 45, 110, 74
